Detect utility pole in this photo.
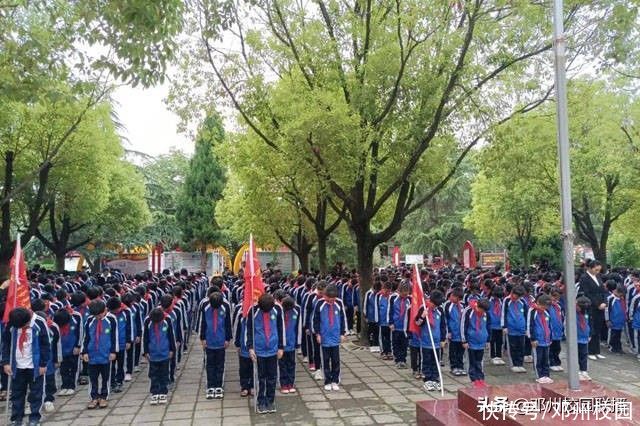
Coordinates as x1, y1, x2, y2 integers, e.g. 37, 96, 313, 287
552, 0, 579, 390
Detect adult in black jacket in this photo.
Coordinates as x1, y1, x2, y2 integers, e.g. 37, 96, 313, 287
578, 260, 607, 357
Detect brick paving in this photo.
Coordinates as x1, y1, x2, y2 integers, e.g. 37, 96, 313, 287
4, 339, 640, 425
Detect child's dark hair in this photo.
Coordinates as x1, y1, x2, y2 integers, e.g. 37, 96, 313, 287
149, 307, 165, 323
430, 289, 444, 306
160, 294, 174, 310
258, 293, 275, 312
106, 296, 122, 312
282, 296, 295, 311
316, 280, 328, 291
53, 309, 71, 327
89, 300, 106, 317
209, 292, 223, 309
511, 285, 525, 297
536, 293, 552, 307
491, 285, 504, 299
477, 298, 490, 312
325, 283, 338, 298
273, 289, 287, 302
8, 307, 31, 328
576, 296, 591, 312
450, 287, 464, 299
615, 284, 626, 296
70, 291, 86, 307
31, 298, 46, 313
606, 279, 617, 292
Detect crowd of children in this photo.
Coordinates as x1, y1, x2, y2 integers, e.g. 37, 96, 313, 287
1, 262, 640, 424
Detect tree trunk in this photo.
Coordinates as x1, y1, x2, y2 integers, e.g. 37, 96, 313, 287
200, 245, 208, 273
593, 244, 607, 270
356, 235, 375, 345
317, 234, 328, 274
0, 152, 14, 279
55, 252, 66, 272
298, 246, 310, 273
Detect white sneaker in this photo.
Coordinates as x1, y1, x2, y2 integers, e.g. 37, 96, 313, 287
491, 358, 500, 365
44, 401, 54, 412
596, 354, 606, 359
550, 366, 564, 372
370, 346, 380, 353
524, 355, 533, 363
150, 395, 158, 405
579, 371, 592, 381
423, 381, 436, 392
324, 384, 332, 391
588, 355, 597, 361
494, 358, 505, 365
57, 389, 68, 396
314, 370, 324, 381
158, 394, 168, 404
331, 383, 339, 391
124, 373, 132, 382
66, 388, 75, 396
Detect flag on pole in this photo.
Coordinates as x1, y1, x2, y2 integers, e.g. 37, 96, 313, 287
242, 234, 265, 317
3, 236, 30, 323
408, 264, 425, 335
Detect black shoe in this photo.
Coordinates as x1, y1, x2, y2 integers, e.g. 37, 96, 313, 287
112, 384, 123, 393
257, 405, 268, 414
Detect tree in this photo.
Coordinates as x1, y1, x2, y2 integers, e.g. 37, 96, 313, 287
177, 113, 227, 271
172, 0, 637, 342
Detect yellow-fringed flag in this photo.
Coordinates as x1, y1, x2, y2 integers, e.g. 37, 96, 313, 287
3, 236, 31, 322
242, 234, 265, 317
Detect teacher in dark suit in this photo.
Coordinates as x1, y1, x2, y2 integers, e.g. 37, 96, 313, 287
578, 259, 607, 359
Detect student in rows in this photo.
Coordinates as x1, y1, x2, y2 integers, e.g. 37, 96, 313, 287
377, 279, 393, 360
107, 297, 132, 393
605, 284, 627, 354
82, 300, 118, 410
53, 308, 82, 396
32, 298, 60, 413
577, 296, 592, 381
527, 294, 553, 384
488, 285, 505, 365
233, 304, 254, 397
303, 279, 325, 380
363, 280, 381, 353
548, 288, 565, 371
143, 307, 176, 406
502, 285, 528, 373
415, 290, 447, 392
1, 307, 51, 426
389, 281, 411, 369
279, 296, 301, 394
461, 299, 491, 388
200, 291, 232, 400
444, 286, 465, 376
247, 293, 284, 414
312, 283, 346, 391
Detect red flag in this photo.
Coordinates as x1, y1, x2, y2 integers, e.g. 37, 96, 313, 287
242, 234, 265, 317
3, 237, 31, 323
408, 264, 425, 334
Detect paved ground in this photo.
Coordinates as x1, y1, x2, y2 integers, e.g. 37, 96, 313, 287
4, 338, 640, 425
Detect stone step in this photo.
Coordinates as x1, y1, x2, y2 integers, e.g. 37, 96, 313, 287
416, 398, 483, 425
457, 383, 543, 425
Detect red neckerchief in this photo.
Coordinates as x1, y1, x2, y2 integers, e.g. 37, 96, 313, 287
95, 317, 103, 350
143, 293, 151, 301
621, 297, 627, 318
536, 305, 550, 342
263, 310, 271, 341
492, 298, 501, 316
468, 299, 481, 329
60, 323, 71, 336
552, 302, 562, 320
154, 320, 161, 345
324, 297, 335, 326
425, 301, 436, 327
212, 307, 218, 336
578, 310, 587, 331
399, 296, 407, 319
510, 295, 520, 315
18, 325, 29, 353
285, 310, 291, 329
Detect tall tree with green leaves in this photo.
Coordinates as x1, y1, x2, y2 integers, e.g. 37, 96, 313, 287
177, 113, 227, 271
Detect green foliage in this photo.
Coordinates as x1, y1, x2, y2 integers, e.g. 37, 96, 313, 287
609, 235, 640, 268
177, 113, 227, 248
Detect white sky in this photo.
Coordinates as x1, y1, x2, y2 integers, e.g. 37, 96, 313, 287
112, 84, 193, 157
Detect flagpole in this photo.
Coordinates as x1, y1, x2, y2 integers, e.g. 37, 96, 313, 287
416, 265, 444, 397
5, 233, 20, 426
249, 235, 258, 413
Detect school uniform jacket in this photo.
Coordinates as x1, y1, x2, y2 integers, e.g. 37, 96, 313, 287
547, 302, 565, 340
199, 303, 233, 349
312, 299, 346, 347
112, 309, 134, 351
389, 294, 412, 335
461, 307, 490, 350
629, 294, 640, 329
443, 299, 464, 342
283, 306, 302, 352
81, 315, 118, 365
527, 308, 552, 347
376, 292, 393, 326
59, 311, 83, 357
1, 314, 51, 379
414, 304, 446, 348
501, 296, 527, 336
363, 288, 379, 323
246, 306, 285, 357
605, 295, 626, 331
142, 317, 176, 362
488, 297, 503, 330
232, 305, 250, 358
577, 310, 591, 344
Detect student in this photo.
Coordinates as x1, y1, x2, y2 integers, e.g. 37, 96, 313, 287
377, 280, 394, 360
363, 280, 381, 353
302, 280, 325, 379
143, 307, 176, 406
53, 308, 82, 396
1, 307, 51, 426
160, 294, 183, 387
82, 300, 118, 410
444, 287, 465, 375
576, 296, 592, 381
522, 284, 535, 363
528, 294, 553, 384
107, 297, 132, 393
415, 290, 447, 392
548, 288, 565, 371
389, 281, 411, 369
233, 304, 254, 397
461, 299, 490, 388
200, 292, 232, 400
71, 290, 90, 386
279, 296, 301, 394
122, 292, 141, 381
247, 293, 284, 415
312, 283, 346, 391
605, 284, 627, 354
488, 286, 505, 365
502, 285, 528, 373
409, 330, 422, 379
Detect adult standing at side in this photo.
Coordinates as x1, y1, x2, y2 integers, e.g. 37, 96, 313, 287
578, 260, 607, 360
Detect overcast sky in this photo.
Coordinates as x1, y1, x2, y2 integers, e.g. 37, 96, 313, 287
112, 84, 193, 158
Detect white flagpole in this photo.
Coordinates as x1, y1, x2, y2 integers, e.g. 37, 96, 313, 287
415, 265, 444, 396
248, 235, 259, 412
5, 234, 20, 425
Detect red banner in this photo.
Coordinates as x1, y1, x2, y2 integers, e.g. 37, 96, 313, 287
392, 246, 400, 267
242, 235, 265, 317
3, 237, 31, 323
408, 264, 424, 335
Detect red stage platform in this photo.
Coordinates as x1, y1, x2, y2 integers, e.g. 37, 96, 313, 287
416, 382, 640, 425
